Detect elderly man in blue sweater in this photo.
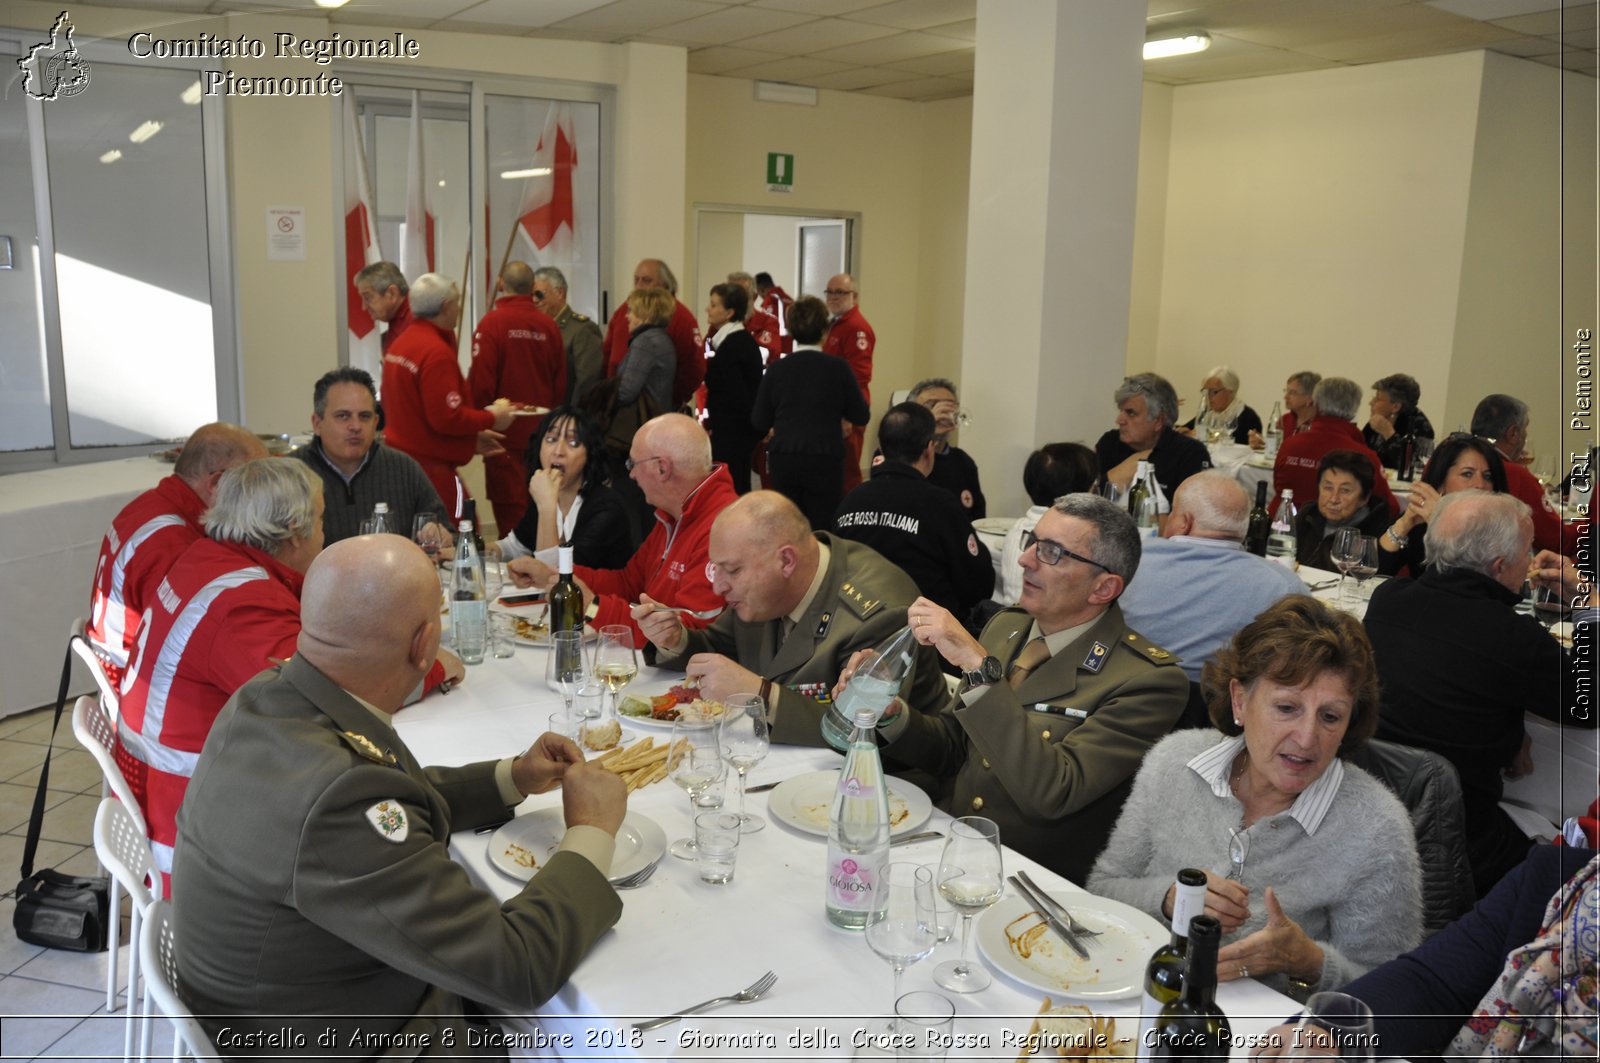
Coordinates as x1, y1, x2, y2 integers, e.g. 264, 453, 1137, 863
1120, 471, 1306, 683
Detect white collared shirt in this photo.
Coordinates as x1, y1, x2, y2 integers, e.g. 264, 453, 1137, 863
1185, 733, 1345, 836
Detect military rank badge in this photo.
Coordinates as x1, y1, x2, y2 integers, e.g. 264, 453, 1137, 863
365, 800, 409, 843
1082, 641, 1110, 673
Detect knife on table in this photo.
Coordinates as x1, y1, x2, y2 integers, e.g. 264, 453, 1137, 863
1008, 874, 1090, 960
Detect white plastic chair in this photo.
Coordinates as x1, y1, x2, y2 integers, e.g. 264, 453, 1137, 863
94, 799, 162, 1063
140, 900, 222, 1062
69, 618, 121, 723
72, 695, 146, 1014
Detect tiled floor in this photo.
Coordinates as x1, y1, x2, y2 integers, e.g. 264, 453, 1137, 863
0, 705, 139, 1063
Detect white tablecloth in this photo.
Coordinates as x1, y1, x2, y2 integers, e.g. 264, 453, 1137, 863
0, 457, 166, 718
394, 643, 1300, 1061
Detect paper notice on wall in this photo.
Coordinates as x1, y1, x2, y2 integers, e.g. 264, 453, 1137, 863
267, 206, 306, 261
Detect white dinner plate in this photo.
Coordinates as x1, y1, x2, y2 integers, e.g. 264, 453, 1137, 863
972, 517, 1015, 536
510, 406, 550, 417
489, 808, 666, 885
766, 770, 933, 838
1244, 455, 1275, 469
615, 691, 728, 731
976, 891, 1164, 1000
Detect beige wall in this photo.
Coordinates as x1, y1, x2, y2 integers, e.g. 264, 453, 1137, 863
1127, 83, 1173, 369
684, 73, 956, 456
1450, 51, 1568, 461
1151, 52, 1485, 427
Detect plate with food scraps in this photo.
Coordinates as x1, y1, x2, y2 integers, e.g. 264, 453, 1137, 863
492, 609, 552, 646
489, 807, 665, 885
766, 770, 932, 839
975, 890, 1164, 1000
616, 682, 727, 730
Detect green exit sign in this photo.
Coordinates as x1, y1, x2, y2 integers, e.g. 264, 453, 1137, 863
767, 152, 794, 193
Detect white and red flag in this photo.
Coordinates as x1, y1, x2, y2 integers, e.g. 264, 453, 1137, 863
342, 93, 383, 378
400, 90, 436, 281
516, 101, 578, 258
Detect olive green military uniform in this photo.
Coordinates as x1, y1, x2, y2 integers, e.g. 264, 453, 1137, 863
555, 303, 604, 405
172, 655, 621, 1058
652, 533, 948, 748
885, 603, 1186, 884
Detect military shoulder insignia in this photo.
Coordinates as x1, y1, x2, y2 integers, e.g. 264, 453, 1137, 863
1082, 641, 1110, 673
1123, 632, 1179, 666
837, 581, 881, 620
365, 800, 409, 843
340, 730, 398, 766
815, 611, 833, 639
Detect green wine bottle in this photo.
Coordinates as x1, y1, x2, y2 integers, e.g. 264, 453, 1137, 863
1150, 915, 1231, 1061
548, 543, 584, 637
1139, 868, 1209, 1055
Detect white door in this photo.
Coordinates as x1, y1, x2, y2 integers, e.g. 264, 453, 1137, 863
795, 219, 848, 297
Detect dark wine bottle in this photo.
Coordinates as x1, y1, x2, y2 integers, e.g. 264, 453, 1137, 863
1139, 868, 1209, 1052
461, 499, 486, 554
1150, 915, 1231, 1061
548, 543, 584, 637
1245, 481, 1270, 557
1396, 431, 1416, 482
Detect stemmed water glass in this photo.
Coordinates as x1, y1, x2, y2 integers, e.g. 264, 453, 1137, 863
593, 625, 639, 739
717, 693, 769, 833
545, 630, 590, 716
667, 718, 727, 859
1330, 527, 1362, 609
1347, 535, 1380, 602
933, 816, 1002, 994
863, 862, 937, 1036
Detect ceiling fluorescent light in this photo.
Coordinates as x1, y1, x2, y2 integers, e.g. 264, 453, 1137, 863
1144, 31, 1211, 60
128, 120, 163, 143
500, 167, 552, 180
314, 0, 351, 8
180, 81, 202, 105
755, 81, 818, 106
100, 150, 122, 164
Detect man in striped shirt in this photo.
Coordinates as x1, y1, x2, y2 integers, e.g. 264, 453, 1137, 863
86, 423, 265, 687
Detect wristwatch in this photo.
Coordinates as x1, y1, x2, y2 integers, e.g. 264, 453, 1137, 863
962, 655, 1003, 688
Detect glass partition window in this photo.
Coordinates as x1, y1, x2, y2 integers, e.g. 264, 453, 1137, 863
485, 96, 602, 320
43, 62, 218, 448
0, 48, 53, 453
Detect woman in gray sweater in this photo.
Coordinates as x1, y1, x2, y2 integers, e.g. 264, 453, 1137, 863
615, 286, 677, 415
1089, 596, 1421, 998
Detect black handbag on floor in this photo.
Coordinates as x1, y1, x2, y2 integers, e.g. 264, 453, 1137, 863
12, 641, 110, 952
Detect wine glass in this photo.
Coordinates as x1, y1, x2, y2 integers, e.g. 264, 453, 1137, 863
718, 693, 769, 833
932, 816, 1002, 994
545, 630, 590, 714
1330, 527, 1362, 609
1347, 536, 1380, 602
863, 863, 937, 1036
593, 625, 639, 739
667, 719, 727, 859
1293, 991, 1376, 1062
412, 512, 444, 564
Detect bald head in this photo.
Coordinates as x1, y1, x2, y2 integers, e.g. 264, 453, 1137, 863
1166, 471, 1250, 542
500, 261, 535, 295
174, 423, 269, 503
708, 492, 820, 622
299, 536, 441, 710
720, 491, 814, 552
652, 413, 712, 471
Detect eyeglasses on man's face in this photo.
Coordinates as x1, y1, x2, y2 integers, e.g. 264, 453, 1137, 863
823, 288, 854, 297
624, 455, 665, 473
1022, 530, 1113, 573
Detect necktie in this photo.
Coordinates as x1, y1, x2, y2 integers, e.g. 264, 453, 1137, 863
1008, 637, 1050, 689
